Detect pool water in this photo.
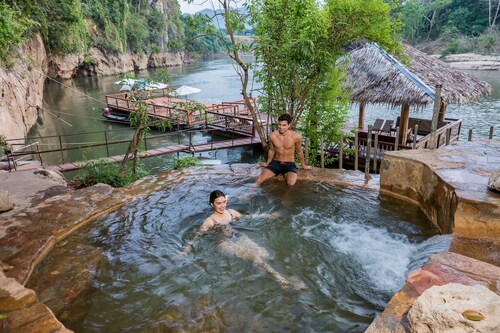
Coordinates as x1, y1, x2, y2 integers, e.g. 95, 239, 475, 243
35, 177, 451, 332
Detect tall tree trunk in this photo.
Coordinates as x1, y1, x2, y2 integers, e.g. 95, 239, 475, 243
221, 0, 268, 152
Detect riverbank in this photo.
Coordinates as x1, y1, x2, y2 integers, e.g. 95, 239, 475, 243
436, 53, 500, 71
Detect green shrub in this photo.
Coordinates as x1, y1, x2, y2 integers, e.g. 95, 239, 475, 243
75, 159, 148, 187
172, 156, 202, 170
0, 3, 35, 66
0, 135, 12, 157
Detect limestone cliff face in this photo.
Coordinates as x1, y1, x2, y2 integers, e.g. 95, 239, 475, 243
47, 0, 190, 79
47, 48, 188, 80
0, 34, 47, 140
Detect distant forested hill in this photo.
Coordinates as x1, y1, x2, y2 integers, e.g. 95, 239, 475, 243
397, 0, 499, 54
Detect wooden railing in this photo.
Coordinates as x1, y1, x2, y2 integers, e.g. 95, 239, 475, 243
4, 123, 263, 171
206, 112, 256, 137
414, 118, 462, 149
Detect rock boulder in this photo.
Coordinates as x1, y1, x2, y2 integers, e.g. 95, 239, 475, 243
487, 168, 500, 193
0, 190, 14, 212
408, 283, 500, 333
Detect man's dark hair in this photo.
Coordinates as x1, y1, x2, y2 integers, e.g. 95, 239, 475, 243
278, 114, 292, 124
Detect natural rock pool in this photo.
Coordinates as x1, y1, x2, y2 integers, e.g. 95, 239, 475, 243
27, 171, 452, 332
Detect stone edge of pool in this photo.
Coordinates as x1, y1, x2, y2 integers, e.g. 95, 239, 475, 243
0, 141, 499, 332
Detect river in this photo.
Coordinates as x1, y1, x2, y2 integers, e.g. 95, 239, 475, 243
31, 57, 499, 174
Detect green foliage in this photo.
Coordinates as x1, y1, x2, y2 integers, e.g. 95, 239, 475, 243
398, 0, 497, 48
75, 159, 148, 187
172, 156, 202, 169
45, 0, 88, 54
248, 0, 400, 162
181, 13, 230, 53
126, 16, 149, 53
479, 34, 497, 52
0, 3, 36, 66
82, 0, 125, 52
83, 54, 96, 64
398, 0, 427, 44
0, 134, 12, 157
2, 0, 185, 57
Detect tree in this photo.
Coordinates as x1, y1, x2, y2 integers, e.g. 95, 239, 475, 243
186, 0, 399, 163
248, 0, 400, 163
186, 0, 268, 150
118, 69, 172, 176
488, 0, 500, 34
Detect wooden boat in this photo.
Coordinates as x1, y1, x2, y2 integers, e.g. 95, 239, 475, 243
101, 108, 130, 124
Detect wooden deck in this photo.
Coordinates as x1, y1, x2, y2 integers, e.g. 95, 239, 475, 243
105, 93, 271, 130
45, 136, 260, 172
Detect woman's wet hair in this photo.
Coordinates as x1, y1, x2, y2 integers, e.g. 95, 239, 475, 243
209, 190, 226, 205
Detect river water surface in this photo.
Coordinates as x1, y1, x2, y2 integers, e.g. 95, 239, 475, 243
32, 57, 499, 173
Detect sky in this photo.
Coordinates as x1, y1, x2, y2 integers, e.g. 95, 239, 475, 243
178, 0, 249, 14
179, 1, 217, 14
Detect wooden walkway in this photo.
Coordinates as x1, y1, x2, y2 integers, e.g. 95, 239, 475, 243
46, 136, 261, 172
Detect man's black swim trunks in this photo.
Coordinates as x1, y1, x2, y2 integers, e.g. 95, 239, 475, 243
265, 160, 298, 176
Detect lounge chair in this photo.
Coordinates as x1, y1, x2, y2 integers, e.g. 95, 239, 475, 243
381, 120, 394, 135
372, 118, 385, 133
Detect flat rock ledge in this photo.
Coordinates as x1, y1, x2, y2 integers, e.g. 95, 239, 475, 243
0, 165, 377, 332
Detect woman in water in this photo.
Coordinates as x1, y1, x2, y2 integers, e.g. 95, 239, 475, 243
179, 190, 304, 290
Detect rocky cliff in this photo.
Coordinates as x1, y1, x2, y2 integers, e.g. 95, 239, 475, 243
0, 0, 192, 141
0, 34, 47, 141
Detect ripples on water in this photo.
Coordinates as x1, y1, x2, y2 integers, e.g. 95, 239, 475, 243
56, 177, 451, 332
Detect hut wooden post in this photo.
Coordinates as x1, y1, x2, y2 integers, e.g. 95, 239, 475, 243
358, 102, 366, 129
430, 85, 443, 149
365, 125, 372, 179
339, 134, 343, 170
354, 132, 359, 171
398, 102, 410, 146
438, 99, 448, 122
320, 137, 324, 169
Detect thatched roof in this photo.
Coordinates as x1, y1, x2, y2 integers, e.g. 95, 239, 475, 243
343, 43, 492, 107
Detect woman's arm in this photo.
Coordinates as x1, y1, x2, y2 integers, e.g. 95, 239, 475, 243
229, 209, 279, 220
178, 219, 212, 256
249, 212, 280, 219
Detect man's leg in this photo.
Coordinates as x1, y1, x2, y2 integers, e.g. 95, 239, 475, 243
256, 168, 277, 185
284, 171, 298, 185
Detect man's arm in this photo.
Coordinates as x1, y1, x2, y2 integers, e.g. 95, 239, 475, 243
259, 135, 276, 167
295, 135, 313, 170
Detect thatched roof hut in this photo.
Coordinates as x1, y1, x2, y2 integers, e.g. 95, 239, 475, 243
341, 43, 492, 144
344, 43, 492, 107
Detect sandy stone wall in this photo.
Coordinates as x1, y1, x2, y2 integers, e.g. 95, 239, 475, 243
379, 154, 457, 233
380, 141, 500, 238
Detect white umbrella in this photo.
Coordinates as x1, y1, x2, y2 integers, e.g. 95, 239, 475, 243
120, 84, 133, 91
175, 85, 201, 97
146, 82, 169, 90
114, 78, 138, 85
